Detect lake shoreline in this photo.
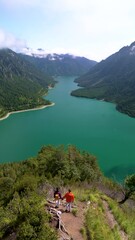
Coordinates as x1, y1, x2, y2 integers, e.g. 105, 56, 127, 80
0, 102, 55, 121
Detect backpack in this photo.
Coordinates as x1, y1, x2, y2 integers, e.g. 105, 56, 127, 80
54, 193, 59, 200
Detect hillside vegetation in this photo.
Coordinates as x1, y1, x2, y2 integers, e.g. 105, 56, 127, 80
0, 49, 55, 119
0, 145, 134, 240
71, 42, 135, 118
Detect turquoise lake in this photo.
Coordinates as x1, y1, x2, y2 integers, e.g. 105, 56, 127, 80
0, 76, 135, 181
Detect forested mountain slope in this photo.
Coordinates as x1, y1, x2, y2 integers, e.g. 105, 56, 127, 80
0, 48, 55, 118
71, 41, 135, 117
20, 52, 97, 76
0, 145, 134, 240
0, 145, 102, 239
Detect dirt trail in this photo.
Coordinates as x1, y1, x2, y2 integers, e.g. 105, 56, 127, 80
47, 200, 86, 240
60, 202, 85, 240
47, 198, 129, 240
103, 200, 128, 240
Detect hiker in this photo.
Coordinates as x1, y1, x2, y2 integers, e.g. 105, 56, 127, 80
62, 189, 74, 212
54, 187, 62, 208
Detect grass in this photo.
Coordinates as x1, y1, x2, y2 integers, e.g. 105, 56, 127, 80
80, 227, 86, 238
72, 208, 78, 217
85, 206, 120, 240
104, 196, 135, 240
85, 193, 120, 240
64, 186, 135, 239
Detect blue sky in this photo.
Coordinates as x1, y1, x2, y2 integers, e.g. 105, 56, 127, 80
0, 0, 135, 61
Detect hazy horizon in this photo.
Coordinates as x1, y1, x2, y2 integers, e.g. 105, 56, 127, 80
0, 0, 135, 61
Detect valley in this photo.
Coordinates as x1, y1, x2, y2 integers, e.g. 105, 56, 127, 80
0, 76, 135, 182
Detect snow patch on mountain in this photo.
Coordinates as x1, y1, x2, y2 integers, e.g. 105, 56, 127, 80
20, 47, 77, 60
129, 44, 135, 55
21, 47, 48, 58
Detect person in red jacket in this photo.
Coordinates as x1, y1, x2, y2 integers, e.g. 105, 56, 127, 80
62, 189, 74, 212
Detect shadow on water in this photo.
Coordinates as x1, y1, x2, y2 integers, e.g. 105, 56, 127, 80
105, 164, 135, 182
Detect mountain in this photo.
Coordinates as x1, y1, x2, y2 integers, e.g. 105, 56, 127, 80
71, 41, 135, 117
0, 144, 134, 239
20, 49, 97, 76
0, 48, 55, 118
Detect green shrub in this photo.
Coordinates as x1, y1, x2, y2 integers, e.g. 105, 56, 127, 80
72, 208, 78, 216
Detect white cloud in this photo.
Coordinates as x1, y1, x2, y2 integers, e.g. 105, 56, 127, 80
0, 0, 92, 11
0, 29, 27, 51
2, 0, 134, 12
0, 0, 39, 9
1, 0, 135, 60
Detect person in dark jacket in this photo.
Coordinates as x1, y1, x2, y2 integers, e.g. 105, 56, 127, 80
54, 187, 62, 208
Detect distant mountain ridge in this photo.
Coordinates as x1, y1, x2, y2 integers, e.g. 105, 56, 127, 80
0, 48, 55, 118
71, 41, 135, 117
20, 48, 97, 76
0, 48, 97, 119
